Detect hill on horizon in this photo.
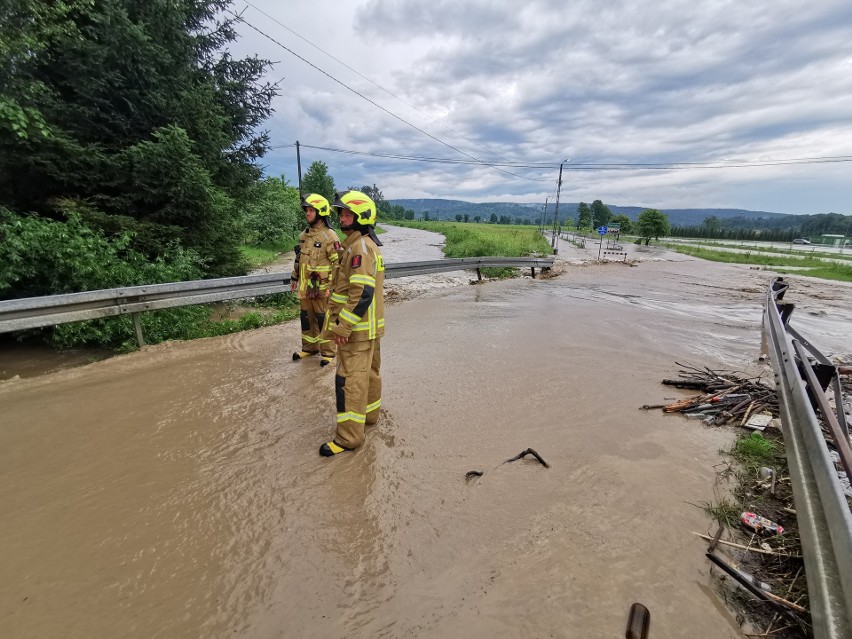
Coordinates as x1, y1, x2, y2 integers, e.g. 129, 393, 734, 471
388, 198, 790, 227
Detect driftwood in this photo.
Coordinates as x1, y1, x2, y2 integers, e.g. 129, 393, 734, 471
504, 448, 550, 468
651, 364, 778, 427
692, 532, 801, 558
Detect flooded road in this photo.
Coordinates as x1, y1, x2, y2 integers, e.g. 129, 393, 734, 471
2, 238, 851, 638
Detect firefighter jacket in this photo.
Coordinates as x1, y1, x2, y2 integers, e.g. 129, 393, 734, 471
323, 231, 385, 342
291, 224, 342, 300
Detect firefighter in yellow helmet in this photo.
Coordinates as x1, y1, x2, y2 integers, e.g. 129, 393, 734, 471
291, 193, 343, 366
318, 190, 384, 456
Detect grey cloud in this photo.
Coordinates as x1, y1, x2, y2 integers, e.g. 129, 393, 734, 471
239, 0, 852, 212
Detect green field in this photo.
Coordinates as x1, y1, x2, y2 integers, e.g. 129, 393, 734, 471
669, 239, 852, 263
392, 221, 553, 258
665, 243, 852, 282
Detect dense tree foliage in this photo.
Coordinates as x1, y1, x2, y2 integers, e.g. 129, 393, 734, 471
0, 206, 201, 298
703, 215, 722, 233
0, 0, 276, 299
671, 211, 851, 241
670, 226, 796, 242
302, 161, 336, 202
576, 202, 591, 228
242, 175, 302, 246
591, 200, 612, 227
635, 209, 670, 245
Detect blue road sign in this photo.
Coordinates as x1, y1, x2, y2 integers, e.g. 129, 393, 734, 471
597, 226, 608, 235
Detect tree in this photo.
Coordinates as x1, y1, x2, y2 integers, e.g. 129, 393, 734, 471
474, 215, 481, 223
0, 0, 277, 280
610, 214, 632, 234
577, 202, 592, 228
703, 215, 722, 234
356, 184, 392, 219
591, 200, 612, 227
635, 209, 670, 245
455, 214, 462, 222
303, 161, 335, 202
242, 175, 301, 246
359, 184, 384, 204
489, 213, 498, 223
463, 214, 469, 223
0, 0, 277, 275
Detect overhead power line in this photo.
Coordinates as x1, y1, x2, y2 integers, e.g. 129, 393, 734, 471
242, 1, 522, 168
228, 9, 552, 183
272, 143, 852, 171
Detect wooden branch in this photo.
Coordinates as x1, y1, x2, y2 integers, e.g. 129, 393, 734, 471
692, 532, 801, 557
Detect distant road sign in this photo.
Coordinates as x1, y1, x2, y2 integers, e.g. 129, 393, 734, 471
597, 226, 608, 235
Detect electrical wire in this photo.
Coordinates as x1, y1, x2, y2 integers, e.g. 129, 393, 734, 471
242, 1, 524, 169
232, 9, 852, 181
228, 9, 553, 183
270, 143, 852, 171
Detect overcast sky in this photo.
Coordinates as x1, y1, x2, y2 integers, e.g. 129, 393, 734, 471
228, 0, 852, 214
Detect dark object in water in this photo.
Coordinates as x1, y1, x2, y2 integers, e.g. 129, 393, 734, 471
662, 379, 706, 389
625, 602, 650, 639
465, 470, 484, 478
505, 448, 550, 468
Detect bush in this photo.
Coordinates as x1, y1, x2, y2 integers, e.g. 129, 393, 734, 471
0, 207, 214, 348
0, 208, 202, 299
242, 176, 303, 246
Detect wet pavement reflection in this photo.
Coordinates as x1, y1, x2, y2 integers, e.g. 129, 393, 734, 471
1, 232, 851, 638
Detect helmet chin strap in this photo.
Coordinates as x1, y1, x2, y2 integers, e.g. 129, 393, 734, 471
364, 226, 383, 246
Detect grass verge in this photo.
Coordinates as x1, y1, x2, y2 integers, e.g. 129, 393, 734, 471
392, 221, 553, 258
671, 240, 852, 263
239, 236, 299, 269
665, 243, 852, 282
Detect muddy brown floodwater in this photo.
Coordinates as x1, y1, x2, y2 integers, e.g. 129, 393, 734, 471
1, 230, 851, 638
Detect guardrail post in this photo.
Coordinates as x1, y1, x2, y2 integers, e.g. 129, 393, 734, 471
531, 267, 536, 279
132, 312, 145, 347
476, 268, 482, 281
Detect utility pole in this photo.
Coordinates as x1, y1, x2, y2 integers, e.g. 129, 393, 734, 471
296, 140, 303, 194
540, 196, 549, 234
551, 161, 566, 253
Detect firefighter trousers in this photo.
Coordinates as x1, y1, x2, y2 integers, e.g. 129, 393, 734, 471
334, 338, 382, 449
299, 297, 335, 358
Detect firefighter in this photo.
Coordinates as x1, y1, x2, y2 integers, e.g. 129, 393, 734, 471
291, 193, 342, 366
318, 190, 384, 456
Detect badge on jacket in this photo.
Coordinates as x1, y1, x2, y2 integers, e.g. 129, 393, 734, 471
314, 242, 322, 248
333, 241, 341, 251
351, 255, 362, 268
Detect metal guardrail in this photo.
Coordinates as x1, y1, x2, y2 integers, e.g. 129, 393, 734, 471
764, 278, 852, 638
0, 257, 554, 340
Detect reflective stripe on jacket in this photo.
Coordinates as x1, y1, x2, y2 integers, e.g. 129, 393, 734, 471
291, 225, 342, 300
323, 232, 385, 342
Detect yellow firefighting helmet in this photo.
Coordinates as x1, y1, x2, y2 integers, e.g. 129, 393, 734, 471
300, 193, 331, 217
332, 190, 376, 226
